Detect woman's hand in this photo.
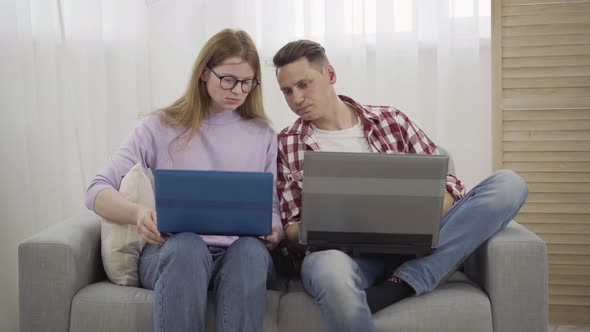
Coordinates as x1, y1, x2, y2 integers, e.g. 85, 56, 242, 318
135, 206, 165, 245
260, 225, 283, 250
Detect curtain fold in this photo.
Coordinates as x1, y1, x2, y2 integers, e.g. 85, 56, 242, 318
0, 1, 490, 330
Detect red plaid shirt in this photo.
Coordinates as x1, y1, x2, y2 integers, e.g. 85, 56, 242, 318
277, 95, 466, 229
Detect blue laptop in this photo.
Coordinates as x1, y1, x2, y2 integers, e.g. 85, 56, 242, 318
154, 169, 273, 236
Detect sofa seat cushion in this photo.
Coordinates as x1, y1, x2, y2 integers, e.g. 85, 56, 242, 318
69, 281, 282, 332
278, 271, 492, 332
70, 282, 153, 332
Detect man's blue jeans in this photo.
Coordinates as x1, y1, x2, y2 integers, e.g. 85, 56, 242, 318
300, 169, 528, 332
139, 234, 274, 332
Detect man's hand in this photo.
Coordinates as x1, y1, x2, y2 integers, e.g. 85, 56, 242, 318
135, 206, 165, 245
442, 191, 455, 216
284, 223, 308, 253
260, 225, 283, 250
285, 223, 300, 244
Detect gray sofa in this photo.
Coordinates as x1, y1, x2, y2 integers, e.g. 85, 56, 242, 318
19, 213, 547, 332
19, 147, 547, 332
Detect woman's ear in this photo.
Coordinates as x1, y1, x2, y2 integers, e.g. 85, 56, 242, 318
200, 69, 209, 82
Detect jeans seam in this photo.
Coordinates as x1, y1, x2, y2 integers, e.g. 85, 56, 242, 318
158, 252, 165, 332
160, 277, 165, 332
218, 268, 229, 332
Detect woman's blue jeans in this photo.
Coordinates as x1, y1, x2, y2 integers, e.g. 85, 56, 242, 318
139, 234, 274, 332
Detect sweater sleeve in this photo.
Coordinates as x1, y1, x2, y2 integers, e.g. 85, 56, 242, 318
85, 118, 155, 211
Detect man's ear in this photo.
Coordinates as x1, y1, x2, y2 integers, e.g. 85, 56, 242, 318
324, 64, 337, 84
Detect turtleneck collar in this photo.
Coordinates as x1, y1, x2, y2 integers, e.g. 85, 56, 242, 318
203, 109, 243, 125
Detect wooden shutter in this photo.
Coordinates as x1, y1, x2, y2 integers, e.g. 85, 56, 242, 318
492, 0, 590, 325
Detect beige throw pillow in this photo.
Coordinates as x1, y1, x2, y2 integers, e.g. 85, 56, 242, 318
101, 163, 153, 287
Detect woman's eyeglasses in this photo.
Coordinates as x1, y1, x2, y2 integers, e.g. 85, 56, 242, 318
207, 66, 260, 93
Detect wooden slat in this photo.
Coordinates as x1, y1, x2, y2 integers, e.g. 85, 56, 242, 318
503, 34, 590, 47
503, 44, 590, 57
527, 192, 590, 203
521, 204, 590, 215
503, 12, 590, 26
504, 87, 590, 99
517, 213, 589, 224
519, 172, 590, 182
503, 130, 590, 141
505, 152, 590, 162
504, 141, 590, 152
520, 202, 590, 213
503, 77, 590, 88
504, 161, 590, 172
503, 2, 590, 16
504, 55, 590, 68
550, 285, 590, 296
549, 254, 590, 263
503, 96, 590, 108
503, 119, 590, 130
547, 244, 590, 255
503, 24, 590, 37
524, 223, 590, 234
549, 264, 590, 275
503, 151, 590, 161
549, 305, 590, 326
527, 183, 590, 193
549, 274, 590, 286
503, 65, 590, 78
549, 295, 590, 306
505, 0, 590, 5
542, 234, 590, 245
537, 234, 590, 245
503, 109, 590, 120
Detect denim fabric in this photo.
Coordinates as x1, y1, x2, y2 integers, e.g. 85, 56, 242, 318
139, 234, 274, 332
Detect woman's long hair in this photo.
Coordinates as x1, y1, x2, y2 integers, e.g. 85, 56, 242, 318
158, 29, 266, 149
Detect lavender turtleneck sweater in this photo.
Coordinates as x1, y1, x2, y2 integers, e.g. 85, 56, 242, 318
85, 110, 283, 247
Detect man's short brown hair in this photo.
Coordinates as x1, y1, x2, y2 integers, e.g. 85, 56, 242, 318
272, 40, 330, 71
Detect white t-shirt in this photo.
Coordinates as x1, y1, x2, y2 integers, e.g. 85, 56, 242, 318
311, 115, 372, 153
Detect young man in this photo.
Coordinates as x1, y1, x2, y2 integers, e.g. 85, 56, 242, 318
273, 40, 528, 332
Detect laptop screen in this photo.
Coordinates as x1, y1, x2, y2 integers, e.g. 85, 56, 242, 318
301, 152, 448, 255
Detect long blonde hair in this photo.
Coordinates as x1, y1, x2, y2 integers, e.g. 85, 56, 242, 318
158, 29, 267, 148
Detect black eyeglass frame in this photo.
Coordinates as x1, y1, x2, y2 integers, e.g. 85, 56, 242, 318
206, 66, 260, 93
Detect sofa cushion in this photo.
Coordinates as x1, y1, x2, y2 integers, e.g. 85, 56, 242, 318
101, 163, 152, 287
69, 281, 282, 332
373, 281, 493, 332
278, 271, 492, 332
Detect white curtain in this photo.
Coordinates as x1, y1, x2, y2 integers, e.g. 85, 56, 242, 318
0, 1, 490, 330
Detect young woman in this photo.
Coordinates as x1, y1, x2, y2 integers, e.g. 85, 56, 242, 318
85, 29, 283, 332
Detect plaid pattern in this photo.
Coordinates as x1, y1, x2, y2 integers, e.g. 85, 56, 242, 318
277, 95, 466, 229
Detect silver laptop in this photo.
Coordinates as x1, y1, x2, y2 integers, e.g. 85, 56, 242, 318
300, 151, 449, 255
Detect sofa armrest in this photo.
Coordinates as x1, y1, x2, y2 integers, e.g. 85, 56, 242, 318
19, 211, 104, 332
463, 221, 548, 332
